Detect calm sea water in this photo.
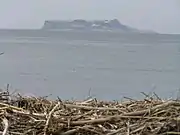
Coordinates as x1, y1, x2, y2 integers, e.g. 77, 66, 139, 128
0, 30, 180, 100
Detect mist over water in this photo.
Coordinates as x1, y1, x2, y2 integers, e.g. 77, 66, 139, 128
0, 30, 180, 100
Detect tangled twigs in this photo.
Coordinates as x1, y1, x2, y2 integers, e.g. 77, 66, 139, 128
0, 89, 179, 134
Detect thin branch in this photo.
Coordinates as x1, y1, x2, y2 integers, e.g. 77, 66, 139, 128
44, 102, 60, 135
2, 117, 9, 135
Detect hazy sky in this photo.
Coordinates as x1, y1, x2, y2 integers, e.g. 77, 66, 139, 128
0, 0, 180, 34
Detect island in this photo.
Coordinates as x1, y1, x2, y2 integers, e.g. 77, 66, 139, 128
41, 19, 156, 33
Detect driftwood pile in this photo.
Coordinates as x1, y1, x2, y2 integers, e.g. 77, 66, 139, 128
0, 89, 180, 135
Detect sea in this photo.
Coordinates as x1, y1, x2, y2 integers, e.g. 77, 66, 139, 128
0, 29, 180, 100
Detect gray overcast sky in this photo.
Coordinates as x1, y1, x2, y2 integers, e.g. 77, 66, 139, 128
0, 0, 179, 34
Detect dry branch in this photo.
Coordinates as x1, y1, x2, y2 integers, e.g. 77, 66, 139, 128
2, 118, 9, 135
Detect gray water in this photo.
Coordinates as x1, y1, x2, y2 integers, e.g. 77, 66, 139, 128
0, 30, 180, 100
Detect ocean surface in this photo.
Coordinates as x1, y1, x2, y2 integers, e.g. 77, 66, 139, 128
0, 30, 180, 100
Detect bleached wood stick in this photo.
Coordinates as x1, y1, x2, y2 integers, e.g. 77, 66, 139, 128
2, 118, 9, 135
44, 102, 60, 135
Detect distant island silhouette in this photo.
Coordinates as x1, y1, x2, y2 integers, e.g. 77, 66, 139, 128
42, 19, 156, 33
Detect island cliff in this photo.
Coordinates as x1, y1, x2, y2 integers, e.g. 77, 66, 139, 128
42, 19, 141, 32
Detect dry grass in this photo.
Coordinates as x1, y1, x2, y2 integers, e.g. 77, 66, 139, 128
0, 88, 180, 135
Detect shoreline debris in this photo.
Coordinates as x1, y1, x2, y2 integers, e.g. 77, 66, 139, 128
0, 88, 180, 135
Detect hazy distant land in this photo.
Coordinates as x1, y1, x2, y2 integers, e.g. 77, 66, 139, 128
41, 19, 157, 33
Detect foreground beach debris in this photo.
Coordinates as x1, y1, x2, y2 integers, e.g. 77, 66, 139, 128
0, 89, 180, 135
